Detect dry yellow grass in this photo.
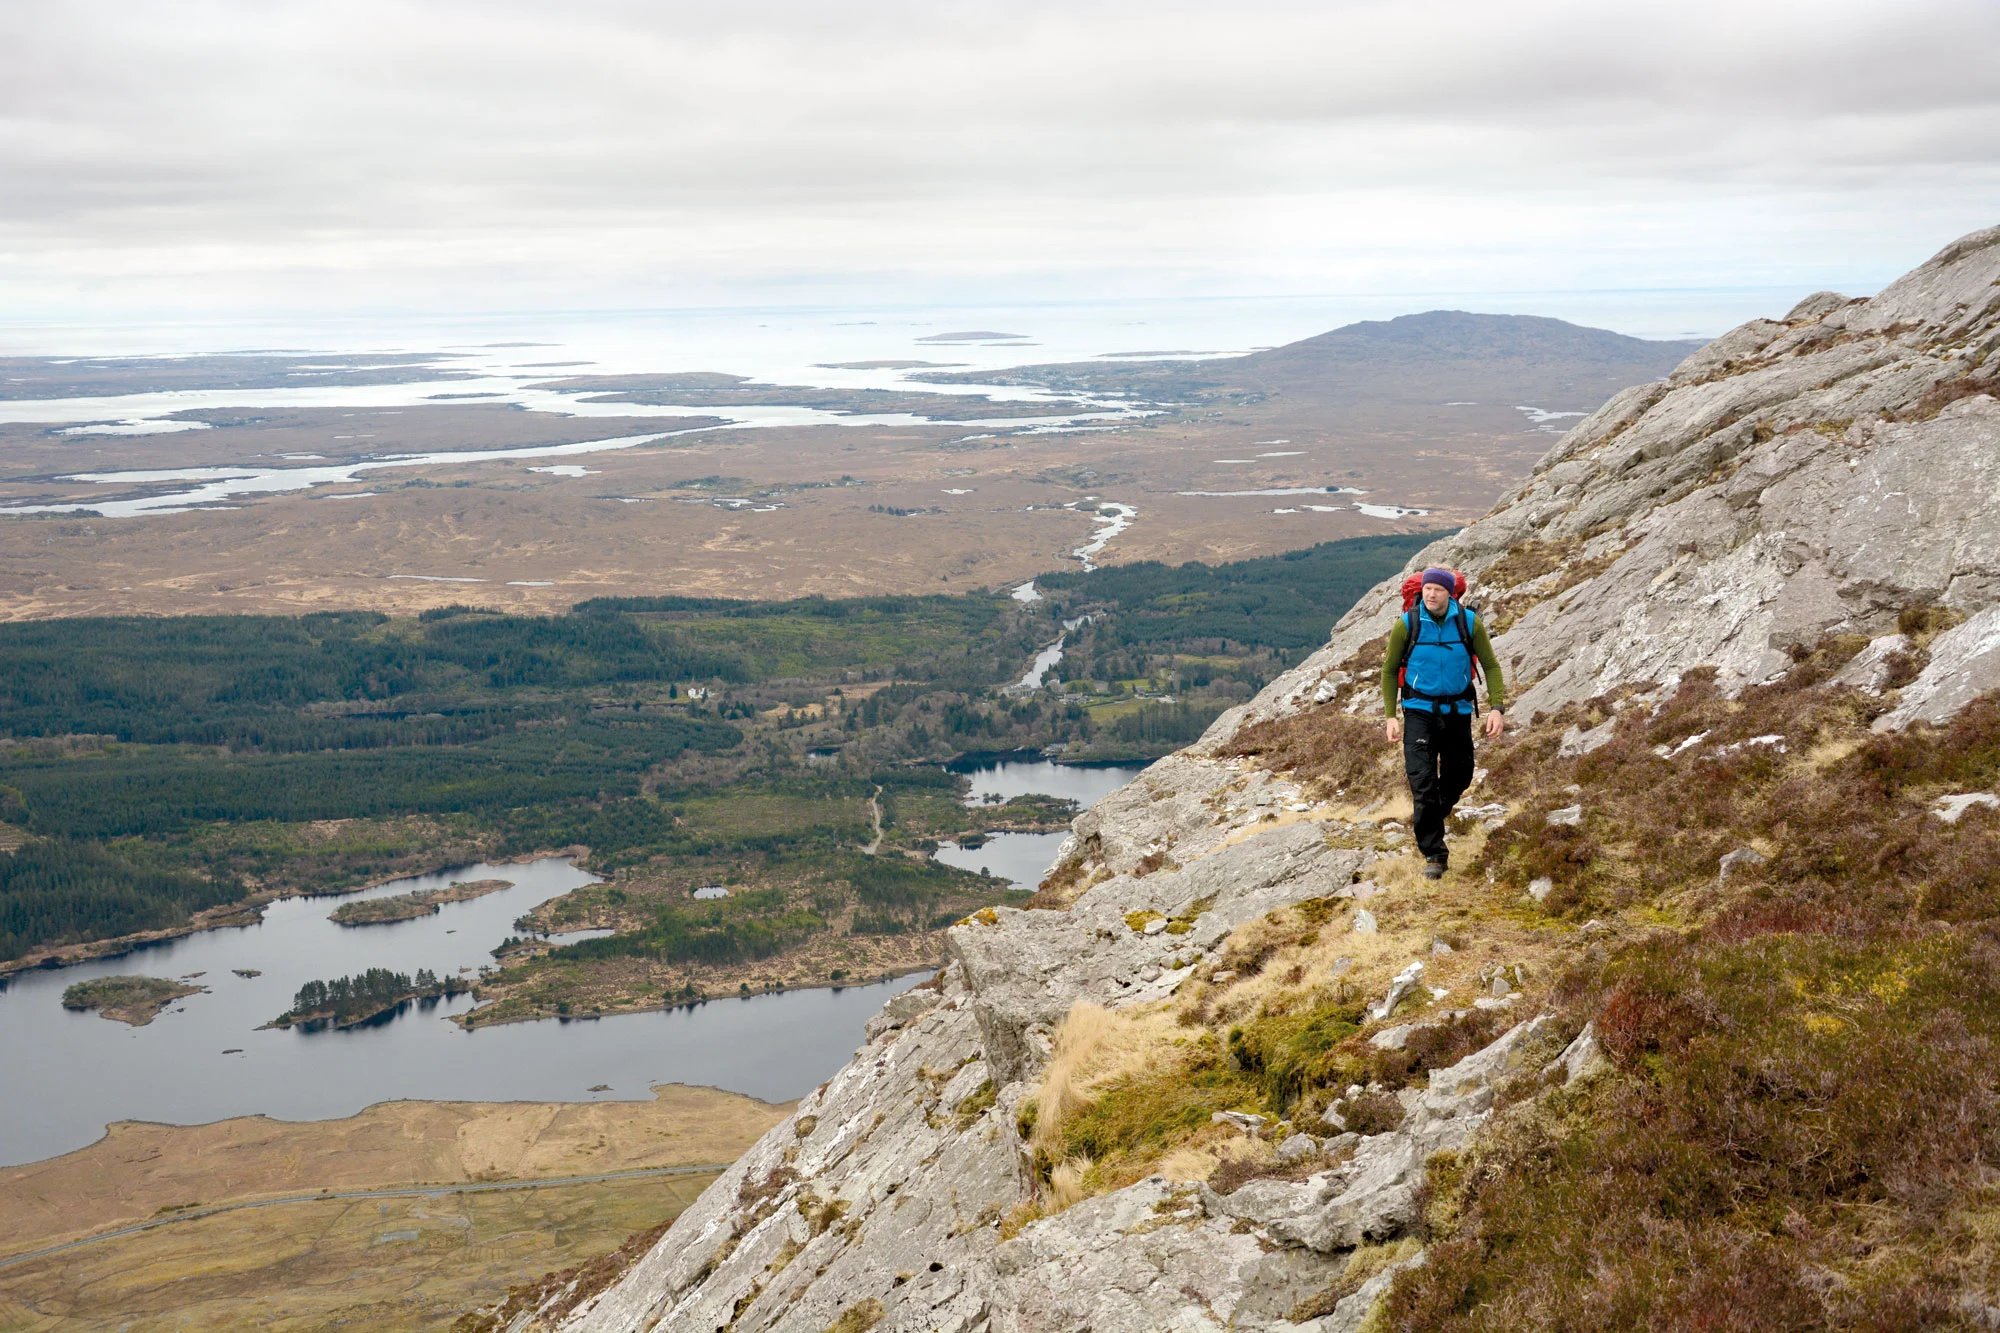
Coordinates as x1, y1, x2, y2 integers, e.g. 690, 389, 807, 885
0, 1084, 789, 1258
1045, 1157, 1094, 1213
0, 1170, 719, 1333
1017, 820, 1574, 1211
1155, 1131, 1271, 1186
1030, 1003, 1180, 1159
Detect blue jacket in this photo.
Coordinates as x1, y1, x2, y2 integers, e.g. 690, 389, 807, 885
1402, 600, 1480, 714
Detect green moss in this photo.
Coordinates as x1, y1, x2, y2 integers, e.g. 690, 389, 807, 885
1226, 994, 1367, 1111
954, 1078, 998, 1130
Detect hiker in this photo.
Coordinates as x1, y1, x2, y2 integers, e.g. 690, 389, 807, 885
1381, 566, 1506, 879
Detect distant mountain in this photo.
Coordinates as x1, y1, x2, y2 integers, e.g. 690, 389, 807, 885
1248, 309, 1699, 372
1224, 310, 1703, 404
915, 310, 1702, 408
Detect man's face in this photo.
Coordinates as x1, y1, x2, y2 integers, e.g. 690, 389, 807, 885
1421, 581, 1451, 615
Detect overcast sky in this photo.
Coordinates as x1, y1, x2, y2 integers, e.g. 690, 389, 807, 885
3, 0, 1997, 320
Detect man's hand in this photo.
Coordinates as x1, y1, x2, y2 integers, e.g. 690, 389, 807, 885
1484, 709, 1506, 740
1384, 716, 1401, 743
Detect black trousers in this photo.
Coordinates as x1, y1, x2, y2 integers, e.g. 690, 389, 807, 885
1403, 708, 1475, 863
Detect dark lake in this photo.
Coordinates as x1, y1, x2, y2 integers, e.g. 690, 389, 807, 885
0, 856, 925, 1167
933, 755, 1148, 889
2, 755, 1151, 1167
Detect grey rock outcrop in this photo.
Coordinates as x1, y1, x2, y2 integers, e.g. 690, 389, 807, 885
1201, 1015, 1554, 1254
1875, 605, 2000, 731
550, 821, 1387, 1333
988, 1178, 1344, 1333
1547, 1020, 1608, 1083
1717, 846, 1767, 881
1830, 632, 1911, 695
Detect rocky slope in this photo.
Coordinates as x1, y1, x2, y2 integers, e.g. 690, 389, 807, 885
481, 226, 2000, 1332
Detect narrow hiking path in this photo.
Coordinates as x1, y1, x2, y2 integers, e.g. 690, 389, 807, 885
0, 1163, 732, 1270
861, 785, 884, 855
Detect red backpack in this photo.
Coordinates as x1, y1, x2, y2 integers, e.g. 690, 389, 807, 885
1396, 568, 1483, 707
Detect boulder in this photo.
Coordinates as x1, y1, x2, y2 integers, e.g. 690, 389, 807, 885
1934, 793, 2000, 824
1557, 718, 1618, 757
1546, 1020, 1609, 1083
1829, 632, 1911, 695
1277, 1133, 1320, 1164
1369, 1024, 1414, 1051
1717, 846, 1767, 881
1368, 962, 1426, 1022
989, 1178, 1344, 1333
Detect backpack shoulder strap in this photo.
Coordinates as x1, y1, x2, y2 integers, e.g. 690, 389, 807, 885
1399, 608, 1419, 669
1456, 606, 1482, 673
1456, 605, 1483, 712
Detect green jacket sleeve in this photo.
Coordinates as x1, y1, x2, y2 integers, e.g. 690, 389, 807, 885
1379, 617, 1407, 717
1471, 615, 1506, 711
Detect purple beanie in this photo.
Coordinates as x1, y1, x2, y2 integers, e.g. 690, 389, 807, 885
1421, 566, 1456, 590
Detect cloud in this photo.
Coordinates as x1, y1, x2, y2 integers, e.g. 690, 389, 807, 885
2, 0, 1997, 315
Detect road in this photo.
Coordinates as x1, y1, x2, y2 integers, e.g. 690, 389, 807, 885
0, 1162, 730, 1271
861, 784, 884, 854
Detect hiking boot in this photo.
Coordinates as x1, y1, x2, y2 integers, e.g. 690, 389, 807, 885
1422, 858, 1447, 880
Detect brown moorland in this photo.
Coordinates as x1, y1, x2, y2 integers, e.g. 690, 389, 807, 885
0, 1085, 789, 1331
0, 314, 1696, 619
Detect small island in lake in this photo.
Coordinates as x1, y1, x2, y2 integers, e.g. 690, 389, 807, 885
267, 967, 471, 1030
62, 975, 206, 1026
327, 878, 513, 926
